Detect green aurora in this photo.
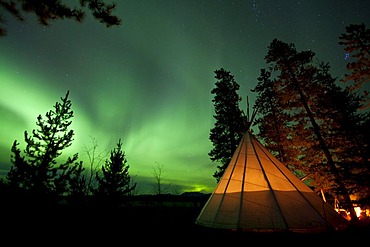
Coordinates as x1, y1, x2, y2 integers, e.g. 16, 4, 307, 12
1, 1, 369, 194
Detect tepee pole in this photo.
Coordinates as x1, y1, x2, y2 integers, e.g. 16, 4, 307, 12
245, 96, 258, 130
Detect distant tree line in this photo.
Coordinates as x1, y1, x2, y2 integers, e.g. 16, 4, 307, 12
208, 23, 369, 222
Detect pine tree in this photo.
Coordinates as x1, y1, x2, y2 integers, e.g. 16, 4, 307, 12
95, 138, 136, 207
6, 90, 84, 205
339, 23, 370, 109
209, 68, 246, 182
0, 0, 121, 36
254, 39, 363, 221
338, 23, 370, 202
253, 69, 291, 163
252, 68, 306, 179
317, 63, 370, 202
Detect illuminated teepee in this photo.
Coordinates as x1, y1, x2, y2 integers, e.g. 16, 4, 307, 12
195, 129, 349, 233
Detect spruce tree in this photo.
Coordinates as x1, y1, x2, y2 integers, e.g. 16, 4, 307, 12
95, 138, 136, 207
209, 68, 246, 182
6, 90, 84, 205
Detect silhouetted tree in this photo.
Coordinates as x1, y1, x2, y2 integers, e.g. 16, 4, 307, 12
95, 138, 136, 207
152, 162, 171, 196
339, 23, 370, 108
0, 0, 121, 36
6, 90, 85, 206
209, 68, 246, 182
64, 160, 88, 207
83, 135, 107, 194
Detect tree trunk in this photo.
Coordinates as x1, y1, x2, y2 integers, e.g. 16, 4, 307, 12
289, 66, 358, 221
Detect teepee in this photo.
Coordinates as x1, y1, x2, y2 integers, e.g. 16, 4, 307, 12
196, 129, 348, 233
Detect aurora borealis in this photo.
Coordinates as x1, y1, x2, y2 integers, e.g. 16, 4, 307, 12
1, 1, 369, 194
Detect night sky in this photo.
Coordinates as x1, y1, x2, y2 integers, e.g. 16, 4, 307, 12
1, 0, 369, 194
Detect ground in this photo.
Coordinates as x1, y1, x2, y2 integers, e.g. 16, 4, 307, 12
3, 204, 370, 245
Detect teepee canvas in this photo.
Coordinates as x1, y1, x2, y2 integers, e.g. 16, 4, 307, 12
196, 130, 348, 233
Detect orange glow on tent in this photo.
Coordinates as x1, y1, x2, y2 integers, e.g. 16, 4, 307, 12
196, 130, 349, 233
